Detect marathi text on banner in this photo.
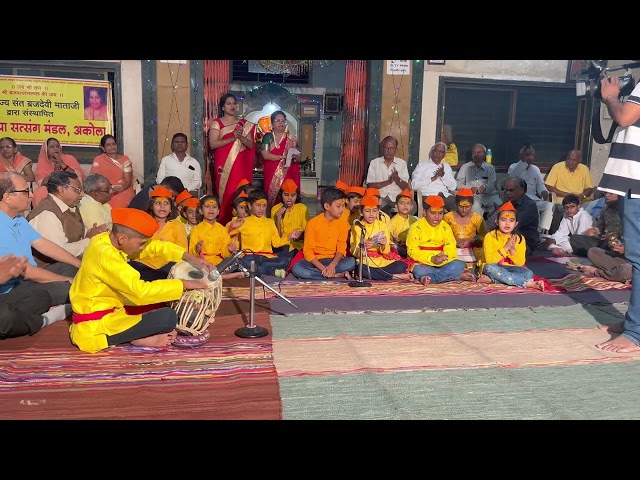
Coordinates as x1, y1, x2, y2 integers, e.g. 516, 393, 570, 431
0, 75, 112, 146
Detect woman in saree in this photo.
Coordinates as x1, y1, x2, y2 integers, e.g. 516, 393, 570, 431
0, 137, 35, 182
90, 134, 135, 208
260, 110, 302, 213
32, 137, 86, 208
208, 93, 256, 226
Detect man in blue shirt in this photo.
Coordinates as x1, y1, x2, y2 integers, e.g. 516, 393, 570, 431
0, 172, 81, 339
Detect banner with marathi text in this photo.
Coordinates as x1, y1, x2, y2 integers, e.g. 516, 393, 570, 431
0, 75, 112, 147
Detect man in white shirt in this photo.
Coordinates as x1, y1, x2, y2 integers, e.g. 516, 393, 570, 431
365, 136, 412, 214
411, 142, 457, 211
79, 173, 113, 230
507, 144, 553, 233
156, 132, 202, 195
27, 171, 108, 270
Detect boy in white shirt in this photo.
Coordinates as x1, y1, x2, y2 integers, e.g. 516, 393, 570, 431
540, 194, 593, 255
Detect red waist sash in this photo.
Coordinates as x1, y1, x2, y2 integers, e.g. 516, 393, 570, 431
419, 245, 444, 251
72, 303, 165, 324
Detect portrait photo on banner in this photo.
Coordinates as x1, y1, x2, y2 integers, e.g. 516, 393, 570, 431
83, 86, 109, 121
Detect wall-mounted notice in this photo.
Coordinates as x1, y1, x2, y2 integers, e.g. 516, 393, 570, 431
387, 60, 411, 75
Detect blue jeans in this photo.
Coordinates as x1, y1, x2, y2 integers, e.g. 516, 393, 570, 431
483, 264, 533, 288
239, 254, 289, 277
292, 257, 356, 280
620, 195, 640, 345
412, 259, 465, 284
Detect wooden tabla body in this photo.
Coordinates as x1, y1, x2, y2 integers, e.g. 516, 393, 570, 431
167, 261, 222, 344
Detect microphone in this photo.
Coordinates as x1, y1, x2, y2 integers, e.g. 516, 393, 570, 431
215, 249, 246, 274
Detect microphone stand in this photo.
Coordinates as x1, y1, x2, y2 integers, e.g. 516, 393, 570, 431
234, 260, 298, 339
349, 224, 372, 288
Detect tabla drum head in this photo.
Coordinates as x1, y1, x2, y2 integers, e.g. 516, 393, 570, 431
172, 329, 211, 349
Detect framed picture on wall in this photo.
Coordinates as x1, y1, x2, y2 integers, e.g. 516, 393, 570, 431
300, 103, 320, 121
324, 93, 342, 114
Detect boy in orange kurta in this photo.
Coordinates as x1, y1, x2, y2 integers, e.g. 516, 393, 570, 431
290, 186, 356, 280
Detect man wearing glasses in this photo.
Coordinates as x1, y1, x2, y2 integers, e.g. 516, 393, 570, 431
0, 172, 81, 339
79, 173, 114, 230
27, 171, 108, 269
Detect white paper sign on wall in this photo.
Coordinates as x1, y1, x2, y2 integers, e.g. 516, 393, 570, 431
387, 60, 411, 75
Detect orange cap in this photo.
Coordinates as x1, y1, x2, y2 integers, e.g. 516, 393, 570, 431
365, 187, 381, 198
234, 191, 249, 206
424, 195, 445, 210
497, 201, 516, 213
182, 197, 200, 209
236, 178, 250, 189
281, 179, 298, 194
457, 188, 474, 198
346, 186, 366, 197
360, 195, 379, 208
397, 188, 413, 200
149, 186, 174, 200
112, 208, 159, 237
335, 180, 349, 192
175, 190, 192, 205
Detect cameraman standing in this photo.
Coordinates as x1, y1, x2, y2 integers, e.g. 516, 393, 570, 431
596, 73, 640, 353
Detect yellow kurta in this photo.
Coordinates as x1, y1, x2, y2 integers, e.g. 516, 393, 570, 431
133, 218, 187, 269
378, 210, 391, 226
479, 230, 527, 274
406, 217, 458, 268
270, 202, 310, 251
235, 215, 289, 258
69, 232, 185, 353
389, 213, 419, 246
188, 220, 232, 265
350, 219, 394, 268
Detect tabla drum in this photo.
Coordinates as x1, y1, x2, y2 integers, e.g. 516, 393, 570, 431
167, 261, 222, 348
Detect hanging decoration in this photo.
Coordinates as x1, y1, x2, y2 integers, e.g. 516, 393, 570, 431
256, 60, 335, 76
338, 60, 367, 186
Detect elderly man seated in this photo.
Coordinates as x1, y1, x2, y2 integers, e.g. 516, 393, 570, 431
455, 143, 502, 219
411, 142, 457, 212
0, 172, 81, 339
79, 173, 113, 230
27, 171, 109, 272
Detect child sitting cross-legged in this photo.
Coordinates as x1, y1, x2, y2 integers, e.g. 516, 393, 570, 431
291, 186, 356, 280
406, 195, 468, 285
539, 194, 593, 256
270, 178, 309, 266
351, 195, 413, 281
477, 201, 545, 291
189, 195, 244, 280
388, 188, 419, 258
228, 189, 290, 278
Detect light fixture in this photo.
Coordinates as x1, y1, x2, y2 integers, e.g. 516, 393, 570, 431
255, 60, 336, 76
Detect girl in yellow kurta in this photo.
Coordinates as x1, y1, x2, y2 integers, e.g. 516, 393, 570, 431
189, 195, 244, 279
351, 195, 413, 280
129, 186, 188, 281
230, 190, 290, 278
477, 201, 545, 290
180, 197, 202, 240
271, 179, 309, 265
69, 208, 214, 353
443, 188, 487, 273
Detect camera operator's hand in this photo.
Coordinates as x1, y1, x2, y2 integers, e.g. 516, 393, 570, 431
600, 76, 621, 102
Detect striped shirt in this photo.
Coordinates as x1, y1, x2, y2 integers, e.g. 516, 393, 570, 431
598, 83, 640, 198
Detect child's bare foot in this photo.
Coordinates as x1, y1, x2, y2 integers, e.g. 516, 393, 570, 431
551, 248, 568, 256
460, 271, 476, 282
596, 335, 640, 353
393, 273, 413, 281
223, 271, 246, 280
131, 329, 177, 348
419, 276, 432, 286
525, 279, 545, 291
477, 275, 493, 284
598, 321, 624, 333
580, 265, 597, 276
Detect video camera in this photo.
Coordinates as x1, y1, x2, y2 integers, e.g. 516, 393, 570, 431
575, 60, 638, 100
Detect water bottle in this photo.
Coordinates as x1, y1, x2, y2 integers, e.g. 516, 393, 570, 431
486, 148, 492, 164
